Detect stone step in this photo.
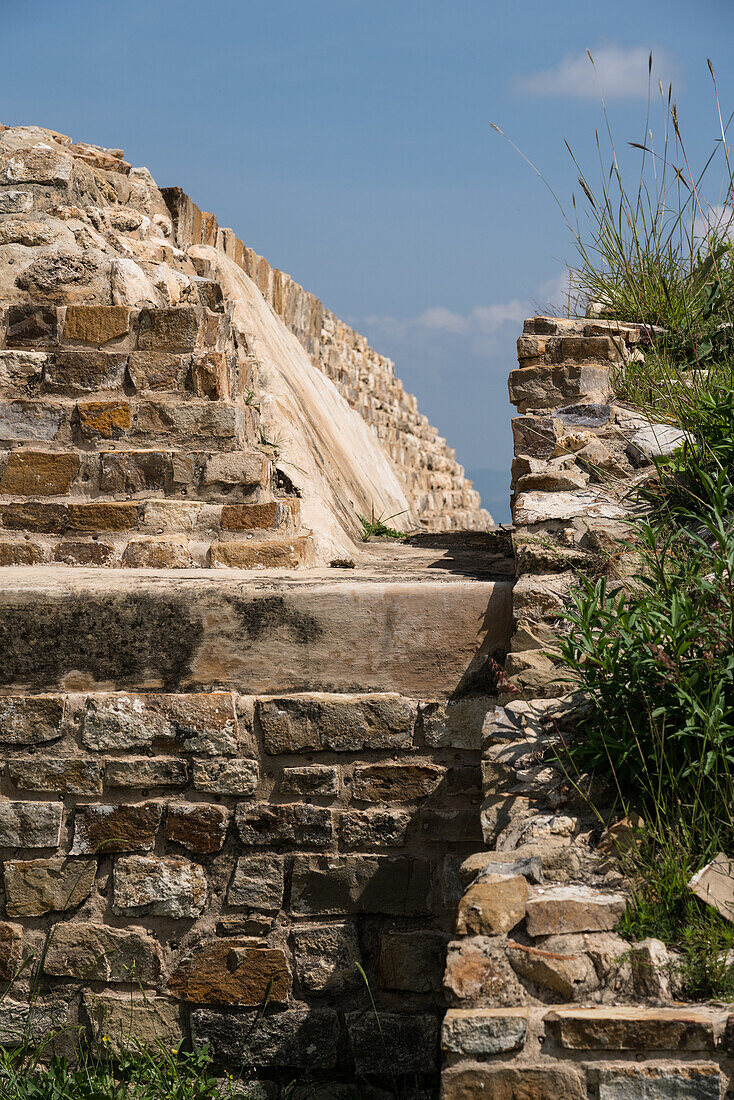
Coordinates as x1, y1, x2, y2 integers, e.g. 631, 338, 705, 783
0, 396, 259, 448
0, 497, 300, 535
0, 526, 309, 569
0, 448, 273, 500
0, 561, 512, 697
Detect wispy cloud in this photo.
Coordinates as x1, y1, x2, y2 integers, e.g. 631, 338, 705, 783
359, 299, 528, 360
513, 45, 681, 101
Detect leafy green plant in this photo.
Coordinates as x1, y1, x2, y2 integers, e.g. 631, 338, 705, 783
357, 506, 408, 541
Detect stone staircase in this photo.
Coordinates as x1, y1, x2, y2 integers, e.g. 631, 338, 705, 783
0, 301, 311, 568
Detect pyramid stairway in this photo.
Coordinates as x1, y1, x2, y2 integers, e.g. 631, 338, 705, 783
0, 300, 310, 569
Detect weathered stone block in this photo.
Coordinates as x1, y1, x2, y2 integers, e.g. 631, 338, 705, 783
292, 922, 361, 994
70, 802, 162, 854
192, 758, 259, 795
113, 854, 207, 918
257, 694, 414, 754
351, 762, 445, 802
507, 938, 593, 999
209, 538, 309, 569
54, 539, 114, 565
75, 400, 131, 439
168, 941, 290, 1004
227, 855, 284, 911
455, 874, 529, 935
280, 765, 338, 797
235, 803, 332, 847
0, 451, 79, 496
378, 928, 447, 993
44, 351, 127, 393
82, 693, 239, 755
84, 992, 183, 1055
346, 1012, 438, 1074
0, 801, 63, 848
3, 857, 96, 916
104, 756, 189, 788
441, 1064, 585, 1100
66, 502, 139, 532
203, 452, 267, 486
444, 937, 528, 1006
0, 400, 63, 441
441, 1008, 528, 1055
191, 1007, 339, 1068
137, 308, 201, 351
190, 350, 229, 399
44, 922, 163, 985
0, 349, 46, 388
5, 148, 73, 185
290, 855, 431, 916
2, 502, 67, 532
421, 696, 494, 750
220, 502, 295, 531
338, 809, 411, 849
6, 305, 58, 346
544, 1008, 718, 1051
8, 756, 103, 796
0, 922, 23, 980
512, 415, 562, 459
0, 190, 33, 213
99, 450, 171, 494
164, 803, 230, 854
121, 538, 193, 569
0, 998, 68, 1045
595, 1063, 721, 1100
526, 886, 626, 936
62, 306, 130, 345
0, 695, 64, 744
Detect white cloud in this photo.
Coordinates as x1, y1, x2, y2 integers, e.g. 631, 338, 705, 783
360, 299, 528, 357
514, 45, 680, 101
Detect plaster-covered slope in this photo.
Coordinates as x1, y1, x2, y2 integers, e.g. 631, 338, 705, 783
189, 245, 414, 555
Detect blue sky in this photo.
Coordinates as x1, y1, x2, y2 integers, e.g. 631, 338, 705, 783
3, 0, 734, 520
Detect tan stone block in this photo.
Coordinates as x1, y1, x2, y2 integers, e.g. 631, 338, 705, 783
221, 501, 297, 531
76, 400, 130, 439
442, 1008, 528, 1055
66, 502, 138, 532
43, 922, 163, 985
84, 993, 182, 1054
689, 852, 734, 922
545, 1007, 719, 1050
0, 540, 45, 565
0, 923, 23, 981
113, 854, 207, 918
167, 941, 291, 1004
54, 539, 114, 565
455, 874, 529, 935
208, 536, 310, 568
0, 350, 46, 388
0, 696, 65, 745
1, 502, 67, 532
351, 762, 445, 802
8, 756, 103, 796
525, 886, 626, 936
140, 501, 202, 530
44, 351, 127, 393
443, 937, 528, 1006
4, 857, 96, 917
121, 538, 193, 568
62, 306, 130, 345
127, 352, 189, 392
0, 451, 79, 496
441, 1064, 585, 1100
137, 308, 202, 351
506, 939, 592, 999
203, 451, 268, 486
190, 351, 229, 400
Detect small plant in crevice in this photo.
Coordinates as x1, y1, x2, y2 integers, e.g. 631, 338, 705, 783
357, 506, 408, 542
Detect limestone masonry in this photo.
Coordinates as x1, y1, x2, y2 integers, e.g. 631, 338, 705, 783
0, 123, 730, 1098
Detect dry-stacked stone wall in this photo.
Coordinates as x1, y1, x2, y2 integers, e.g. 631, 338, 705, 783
440, 318, 734, 1099
0, 688, 501, 1081
163, 189, 489, 532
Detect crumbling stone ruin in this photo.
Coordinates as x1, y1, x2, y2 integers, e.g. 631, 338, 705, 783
0, 124, 731, 1097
